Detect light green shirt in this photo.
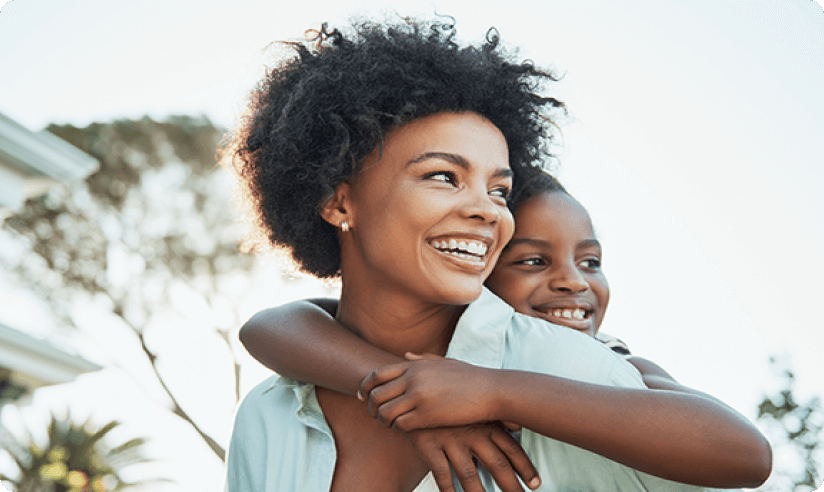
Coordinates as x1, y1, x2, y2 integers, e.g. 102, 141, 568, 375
225, 288, 708, 491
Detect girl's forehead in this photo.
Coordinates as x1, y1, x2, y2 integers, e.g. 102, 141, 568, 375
514, 191, 596, 237
519, 191, 588, 219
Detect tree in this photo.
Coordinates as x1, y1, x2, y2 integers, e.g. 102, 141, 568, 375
0, 413, 159, 492
756, 356, 823, 491
1, 116, 263, 461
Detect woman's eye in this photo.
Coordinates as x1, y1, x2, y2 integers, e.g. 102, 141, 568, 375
489, 186, 511, 200
424, 171, 456, 184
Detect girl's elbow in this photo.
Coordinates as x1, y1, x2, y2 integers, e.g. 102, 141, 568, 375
753, 439, 773, 486
740, 437, 772, 487
238, 316, 265, 348
238, 324, 249, 346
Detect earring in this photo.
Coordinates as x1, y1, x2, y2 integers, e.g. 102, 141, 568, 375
340, 221, 349, 232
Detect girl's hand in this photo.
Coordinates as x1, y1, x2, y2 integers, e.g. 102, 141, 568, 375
406, 423, 541, 492
358, 353, 500, 431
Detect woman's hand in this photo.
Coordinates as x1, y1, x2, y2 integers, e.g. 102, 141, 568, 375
358, 353, 501, 431
406, 423, 541, 492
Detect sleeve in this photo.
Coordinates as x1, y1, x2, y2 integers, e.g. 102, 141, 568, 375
505, 317, 645, 388
596, 331, 632, 356
224, 383, 271, 492
506, 319, 708, 491
224, 376, 280, 492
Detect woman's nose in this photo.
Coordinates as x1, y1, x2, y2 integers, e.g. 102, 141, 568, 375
461, 186, 502, 224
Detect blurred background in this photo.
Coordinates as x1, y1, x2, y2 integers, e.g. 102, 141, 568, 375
0, 0, 822, 490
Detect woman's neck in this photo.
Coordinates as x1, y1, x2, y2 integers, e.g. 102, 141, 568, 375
336, 281, 465, 358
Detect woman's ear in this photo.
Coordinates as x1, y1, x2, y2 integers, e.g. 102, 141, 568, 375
320, 182, 353, 230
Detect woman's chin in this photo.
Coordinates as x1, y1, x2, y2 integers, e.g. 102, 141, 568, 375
428, 282, 484, 306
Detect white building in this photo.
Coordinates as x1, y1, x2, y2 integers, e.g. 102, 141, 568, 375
0, 112, 101, 405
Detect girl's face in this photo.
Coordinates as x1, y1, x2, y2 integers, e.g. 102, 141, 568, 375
343, 112, 515, 306
485, 191, 609, 336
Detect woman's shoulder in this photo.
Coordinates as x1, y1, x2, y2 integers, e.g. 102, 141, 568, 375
505, 314, 644, 388
235, 374, 304, 419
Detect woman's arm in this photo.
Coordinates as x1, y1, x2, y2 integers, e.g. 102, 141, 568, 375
361, 355, 772, 488
239, 299, 398, 395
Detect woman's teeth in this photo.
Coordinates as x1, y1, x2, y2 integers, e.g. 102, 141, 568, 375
551, 308, 587, 320
431, 239, 488, 261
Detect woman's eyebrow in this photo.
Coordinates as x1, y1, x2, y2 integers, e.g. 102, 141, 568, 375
407, 151, 513, 178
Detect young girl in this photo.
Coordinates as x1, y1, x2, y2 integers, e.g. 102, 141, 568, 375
239, 169, 772, 489
483, 171, 705, 394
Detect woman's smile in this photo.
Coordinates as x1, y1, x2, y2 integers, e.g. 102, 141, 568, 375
428, 234, 493, 269
340, 111, 514, 306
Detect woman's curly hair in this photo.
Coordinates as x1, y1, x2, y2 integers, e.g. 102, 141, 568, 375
225, 17, 565, 278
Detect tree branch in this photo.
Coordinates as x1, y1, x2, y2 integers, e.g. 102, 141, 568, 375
133, 329, 226, 461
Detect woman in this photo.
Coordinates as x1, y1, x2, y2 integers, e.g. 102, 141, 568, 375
223, 18, 760, 491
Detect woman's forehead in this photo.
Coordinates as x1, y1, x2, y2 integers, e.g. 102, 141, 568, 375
359, 112, 510, 175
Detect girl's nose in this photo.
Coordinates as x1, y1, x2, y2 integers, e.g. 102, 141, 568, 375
549, 264, 588, 293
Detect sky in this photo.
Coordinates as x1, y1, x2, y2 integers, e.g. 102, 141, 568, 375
1, 0, 823, 490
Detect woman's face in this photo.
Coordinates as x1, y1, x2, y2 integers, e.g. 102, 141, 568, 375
343, 112, 514, 306
485, 191, 609, 336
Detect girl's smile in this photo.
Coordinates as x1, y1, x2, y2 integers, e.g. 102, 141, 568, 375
486, 190, 609, 336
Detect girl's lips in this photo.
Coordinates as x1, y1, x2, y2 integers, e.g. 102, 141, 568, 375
532, 304, 596, 333
536, 312, 595, 333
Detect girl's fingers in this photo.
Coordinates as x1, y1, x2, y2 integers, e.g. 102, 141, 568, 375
489, 429, 541, 490
421, 449, 456, 492
365, 377, 408, 419
501, 421, 523, 432
390, 408, 423, 432
470, 441, 526, 492
443, 447, 487, 492
373, 394, 417, 428
358, 363, 408, 401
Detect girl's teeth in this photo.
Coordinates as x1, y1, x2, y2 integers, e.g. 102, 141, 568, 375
458, 241, 467, 251
550, 308, 587, 320
449, 239, 458, 249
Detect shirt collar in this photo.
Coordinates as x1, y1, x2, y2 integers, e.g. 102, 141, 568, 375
446, 287, 513, 369
266, 287, 514, 430
265, 377, 330, 434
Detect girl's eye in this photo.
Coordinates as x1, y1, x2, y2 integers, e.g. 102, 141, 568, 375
516, 257, 545, 267
581, 258, 601, 269
424, 171, 456, 184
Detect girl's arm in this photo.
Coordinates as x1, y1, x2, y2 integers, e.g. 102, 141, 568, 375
627, 356, 731, 399
238, 301, 541, 492
490, 366, 771, 488
361, 355, 772, 489
239, 299, 397, 395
